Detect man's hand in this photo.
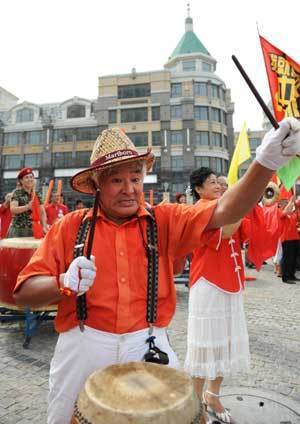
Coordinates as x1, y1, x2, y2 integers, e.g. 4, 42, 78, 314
63, 256, 96, 294
256, 117, 300, 170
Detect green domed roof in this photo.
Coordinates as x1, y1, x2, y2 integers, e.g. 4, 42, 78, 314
170, 30, 210, 58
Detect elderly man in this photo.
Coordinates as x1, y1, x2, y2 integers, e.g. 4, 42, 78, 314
217, 175, 228, 195
14, 120, 300, 424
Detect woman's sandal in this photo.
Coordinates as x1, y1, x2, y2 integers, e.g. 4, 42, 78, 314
203, 390, 233, 423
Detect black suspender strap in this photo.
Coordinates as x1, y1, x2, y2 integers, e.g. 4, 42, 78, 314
145, 209, 159, 328
73, 208, 160, 333
73, 213, 91, 328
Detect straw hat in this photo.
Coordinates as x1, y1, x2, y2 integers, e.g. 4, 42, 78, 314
71, 362, 201, 424
71, 128, 155, 195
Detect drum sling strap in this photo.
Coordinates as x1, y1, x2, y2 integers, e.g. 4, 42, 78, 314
74, 208, 168, 365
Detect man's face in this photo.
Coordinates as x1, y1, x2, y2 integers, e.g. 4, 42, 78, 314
52, 194, 60, 204
95, 162, 145, 223
217, 176, 228, 195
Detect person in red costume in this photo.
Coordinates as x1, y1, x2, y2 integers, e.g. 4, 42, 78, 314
278, 195, 300, 284
46, 193, 69, 226
0, 193, 13, 238
184, 167, 266, 424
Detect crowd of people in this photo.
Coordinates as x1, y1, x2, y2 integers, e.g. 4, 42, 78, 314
0, 119, 300, 423
0, 169, 86, 239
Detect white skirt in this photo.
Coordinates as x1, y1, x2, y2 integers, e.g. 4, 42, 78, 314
184, 278, 250, 380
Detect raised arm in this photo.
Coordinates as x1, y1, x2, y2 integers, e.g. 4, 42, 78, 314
208, 118, 300, 229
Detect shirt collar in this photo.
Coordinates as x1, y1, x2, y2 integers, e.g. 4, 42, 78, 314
84, 204, 152, 223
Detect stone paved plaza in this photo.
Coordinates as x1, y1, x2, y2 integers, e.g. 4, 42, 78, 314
0, 262, 299, 423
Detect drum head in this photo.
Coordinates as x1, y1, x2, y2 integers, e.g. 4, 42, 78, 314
0, 237, 42, 249
73, 362, 200, 424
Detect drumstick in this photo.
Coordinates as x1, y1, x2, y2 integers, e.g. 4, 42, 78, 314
231, 55, 279, 129
44, 179, 54, 206
86, 188, 100, 259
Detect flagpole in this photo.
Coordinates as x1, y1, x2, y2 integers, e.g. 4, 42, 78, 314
231, 55, 279, 130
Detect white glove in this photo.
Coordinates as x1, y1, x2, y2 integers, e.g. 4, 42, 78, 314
256, 117, 300, 170
63, 255, 96, 294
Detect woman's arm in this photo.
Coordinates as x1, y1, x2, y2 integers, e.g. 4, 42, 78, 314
10, 199, 32, 215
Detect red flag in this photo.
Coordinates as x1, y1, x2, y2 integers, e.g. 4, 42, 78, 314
31, 193, 43, 239
259, 35, 300, 121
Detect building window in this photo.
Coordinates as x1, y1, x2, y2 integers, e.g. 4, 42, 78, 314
182, 60, 196, 71
202, 62, 212, 72
76, 151, 91, 167
151, 106, 160, 121
171, 105, 182, 119
4, 155, 22, 169
152, 132, 161, 146
53, 152, 73, 167
211, 107, 221, 122
212, 132, 222, 147
221, 89, 226, 101
211, 157, 222, 173
152, 156, 161, 172
170, 131, 183, 145
16, 108, 34, 123
171, 156, 183, 171
171, 83, 182, 97
249, 138, 261, 149
223, 159, 228, 173
24, 154, 41, 168
26, 131, 43, 145
194, 82, 207, 96
121, 108, 148, 122
222, 111, 227, 125
108, 110, 117, 123
211, 85, 220, 98
172, 182, 185, 194
76, 127, 99, 141
4, 132, 23, 146
53, 128, 75, 142
194, 131, 209, 146
3, 179, 18, 194
118, 83, 150, 99
224, 135, 228, 149
195, 156, 210, 168
67, 104, 86, 119
127, 132, 148, 147
194, 106, 208, 120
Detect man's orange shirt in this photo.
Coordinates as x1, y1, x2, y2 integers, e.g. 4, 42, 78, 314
16, 201, 216, 334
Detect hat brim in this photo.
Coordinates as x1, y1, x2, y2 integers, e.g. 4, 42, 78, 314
70, 150, 155, 195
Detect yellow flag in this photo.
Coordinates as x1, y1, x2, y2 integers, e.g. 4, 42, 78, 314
227, 122, 251, 186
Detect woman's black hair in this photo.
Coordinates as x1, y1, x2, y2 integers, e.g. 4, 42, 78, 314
190, 167, 215, 200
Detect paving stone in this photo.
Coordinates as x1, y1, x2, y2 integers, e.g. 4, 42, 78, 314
0, 262, 299, 422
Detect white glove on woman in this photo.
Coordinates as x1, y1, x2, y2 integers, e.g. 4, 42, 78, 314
256, 117, 300, 170
63, 255, 96, 294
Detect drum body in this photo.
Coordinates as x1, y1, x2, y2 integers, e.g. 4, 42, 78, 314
0, 237, 41, 308
71, 362, 202, 424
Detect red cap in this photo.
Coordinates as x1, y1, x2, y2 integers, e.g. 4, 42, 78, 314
17, 167, 33, 180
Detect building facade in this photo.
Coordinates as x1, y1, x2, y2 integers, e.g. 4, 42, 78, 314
0, 14, 236, 206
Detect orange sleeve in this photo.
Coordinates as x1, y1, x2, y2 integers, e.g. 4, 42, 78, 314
154, 200, 217, 259
14, 211, 83, 293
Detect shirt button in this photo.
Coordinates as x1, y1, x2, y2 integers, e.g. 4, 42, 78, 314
120, 251, 124, 256
120, 277, 126, 283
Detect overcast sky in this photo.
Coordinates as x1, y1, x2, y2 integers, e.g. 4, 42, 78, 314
1, 0, 299, 131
